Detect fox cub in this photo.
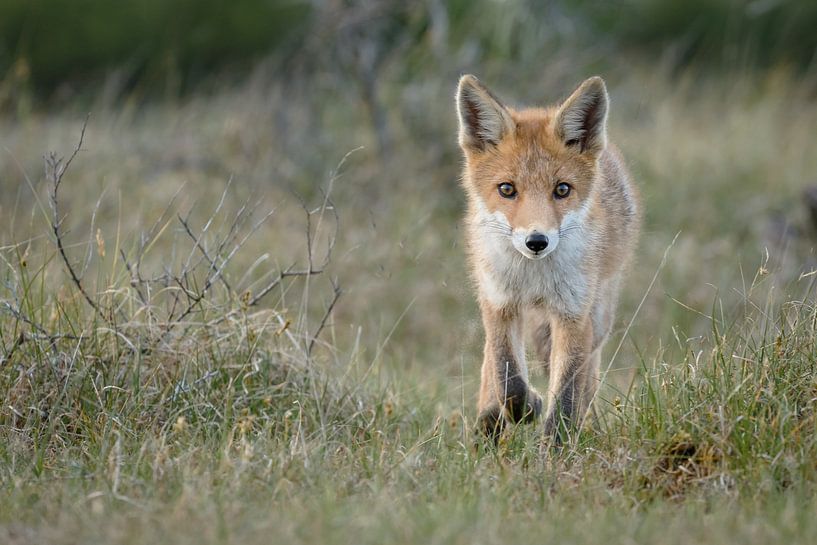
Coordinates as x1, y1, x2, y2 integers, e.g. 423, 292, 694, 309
455, 75, 640, 441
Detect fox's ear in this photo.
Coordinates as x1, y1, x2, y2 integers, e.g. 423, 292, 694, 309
456, 75, 515, 152
556, 76, 608, 154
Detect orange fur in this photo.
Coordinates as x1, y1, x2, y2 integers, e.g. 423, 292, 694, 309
456, 75, 641, 442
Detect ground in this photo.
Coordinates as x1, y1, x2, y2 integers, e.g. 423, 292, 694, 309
2, 64, 817, 543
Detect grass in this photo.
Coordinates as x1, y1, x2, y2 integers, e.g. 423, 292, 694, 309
3, 58, 817, 543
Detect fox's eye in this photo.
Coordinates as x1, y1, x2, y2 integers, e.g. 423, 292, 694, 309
554, 182, 571, 199
498, 182, 517, 198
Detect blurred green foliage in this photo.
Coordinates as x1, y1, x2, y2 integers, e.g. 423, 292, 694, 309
0, 0, 310, 90
1, 0, 816, 97
576, 0, 817, 68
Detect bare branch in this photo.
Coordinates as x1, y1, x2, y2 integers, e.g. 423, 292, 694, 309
1, 300, 48, 336
0, 301, 82, 352
178, 213, 233, 293
46, 114, 109, 323
307, 278, 342, 357
119, 249, 148, 306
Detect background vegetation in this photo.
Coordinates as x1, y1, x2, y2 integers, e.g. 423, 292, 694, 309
2, 1, 817, 543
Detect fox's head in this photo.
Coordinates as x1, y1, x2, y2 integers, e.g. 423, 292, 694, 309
456, 75, 609, 260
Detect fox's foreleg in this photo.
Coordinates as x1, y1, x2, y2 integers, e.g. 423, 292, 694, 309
476, 303, 543, 439
543, 315, 594, 442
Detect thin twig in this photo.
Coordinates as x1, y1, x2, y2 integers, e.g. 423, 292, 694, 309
120, 249, 148, 306
307, 278, 342, 356
46, 114, 108, 323
178, 213, 233, 293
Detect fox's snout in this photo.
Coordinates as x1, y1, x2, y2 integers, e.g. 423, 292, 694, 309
510, 227, 559, 260
524, 233, 549, 253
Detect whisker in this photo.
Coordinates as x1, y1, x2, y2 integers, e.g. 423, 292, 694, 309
479, 225, 512, 236
479, 221, 509, 229
560, 222, 583, 230
559, 224, 584, 237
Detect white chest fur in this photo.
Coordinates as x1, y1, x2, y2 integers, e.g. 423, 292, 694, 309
471, 206, 596, 317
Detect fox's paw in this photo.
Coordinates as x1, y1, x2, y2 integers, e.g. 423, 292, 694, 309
476, 405, 505, 443
541, 409, 577, 450
476, 389, 543, 441
505, 388, 543, 424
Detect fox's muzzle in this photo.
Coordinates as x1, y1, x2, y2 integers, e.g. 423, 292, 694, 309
525, 233, 549, 253
511, 228, 559, 259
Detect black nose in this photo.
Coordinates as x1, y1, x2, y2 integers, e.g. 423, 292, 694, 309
525, 233, 549, 253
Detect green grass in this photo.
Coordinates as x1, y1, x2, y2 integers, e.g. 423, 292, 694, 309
3, 59, 817, 543
3, 266, 817, 543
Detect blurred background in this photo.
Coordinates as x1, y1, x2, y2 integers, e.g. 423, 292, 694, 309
2, 0, 817, 403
